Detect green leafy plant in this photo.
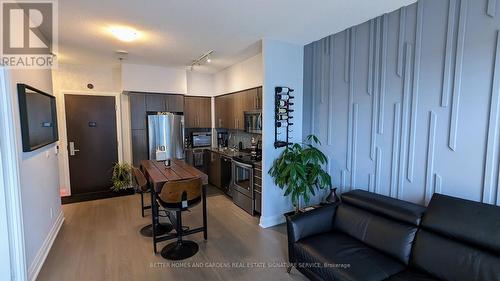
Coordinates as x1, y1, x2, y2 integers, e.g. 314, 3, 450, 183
111, 163, 133, 192
269, 135, 332, 214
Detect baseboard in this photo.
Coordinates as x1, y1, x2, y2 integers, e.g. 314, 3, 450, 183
259, 213, 286, 228
28, 211, 64, 281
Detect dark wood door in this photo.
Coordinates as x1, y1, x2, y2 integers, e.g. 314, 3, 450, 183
65, 95, 118, 195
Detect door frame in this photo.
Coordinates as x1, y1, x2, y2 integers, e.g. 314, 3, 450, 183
59, 91, 123, 196
0, 67, 28, 280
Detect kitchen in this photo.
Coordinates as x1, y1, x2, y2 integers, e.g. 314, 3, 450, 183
129, 86, 263, 216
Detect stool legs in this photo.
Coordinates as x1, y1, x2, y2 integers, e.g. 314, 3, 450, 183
160, 210, 199, 260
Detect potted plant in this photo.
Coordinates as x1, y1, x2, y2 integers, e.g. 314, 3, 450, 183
269, 135, 332, 214
111, 163, 133, 192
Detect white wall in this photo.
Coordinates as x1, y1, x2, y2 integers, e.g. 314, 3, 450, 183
6, 68, 62, 280
186, 71, 214, 96
214, 53, 263, 95
121, 63, 187, 94
260, 39, 304, 228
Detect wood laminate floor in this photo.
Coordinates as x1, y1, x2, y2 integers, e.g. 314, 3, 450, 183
37, 187, 308, 281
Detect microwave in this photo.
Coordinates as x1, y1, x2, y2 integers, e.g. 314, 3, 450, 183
244, 111, 262, 134
192, 132, 211, 147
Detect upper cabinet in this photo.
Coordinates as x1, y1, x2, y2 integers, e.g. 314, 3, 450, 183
185, 96, 212, 128
146, 94, 166, 112
215, 86, 262, 129
165, 94, 184, 112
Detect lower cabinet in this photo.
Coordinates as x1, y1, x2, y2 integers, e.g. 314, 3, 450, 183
208, 152, 221, 187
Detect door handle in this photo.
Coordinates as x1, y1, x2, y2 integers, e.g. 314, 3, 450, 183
69, 142, 80, 156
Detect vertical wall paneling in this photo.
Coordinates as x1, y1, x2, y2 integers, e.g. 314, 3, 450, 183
378, 14, 389, 134
375, 147, 382, 194
346, 28, 356, 172
398, 43, 413, 200
310, 44, 318, 134
483, 30, 500, 204
442, 0, 457, 107
328, 37, 335, 146
397, 7, 406, 77
351, 103, 359, 188
434, 174, 443, 194
449, 0, 468, 151
408, 1, 424, 182
304, 0, 500, 206
368, 19, 375, 94
368, 173, 375, 192
341, 170, 347, 192
320, 39, 327, 104
370, 18, 381, 160
425, 111, 437, 204
344, 30, 350, 82
487, 0, 497, 17
391, 103, 402, 197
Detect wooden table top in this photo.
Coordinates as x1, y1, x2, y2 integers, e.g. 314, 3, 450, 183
141, 159, 208, 193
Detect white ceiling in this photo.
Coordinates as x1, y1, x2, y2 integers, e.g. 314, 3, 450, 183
57, 0, 416, 72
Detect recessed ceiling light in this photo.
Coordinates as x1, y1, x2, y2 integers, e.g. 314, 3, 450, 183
109, 26, 139, 42
206, 58, 211, 63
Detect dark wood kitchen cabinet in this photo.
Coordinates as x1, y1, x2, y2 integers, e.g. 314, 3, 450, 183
131, 129, 148, 167
184, 96, 211, 128
145, 94, 184, 113
146, 94, 166, 112
214, 86, 262, 129
130, 93, 146, 130
165, 94, 184, 112
129, 92, 184, 165
208, 151, 221, 187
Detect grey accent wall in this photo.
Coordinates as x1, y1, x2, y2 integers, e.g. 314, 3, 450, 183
303, 0, 500, 206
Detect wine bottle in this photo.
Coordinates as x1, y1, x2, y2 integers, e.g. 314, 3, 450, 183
276, 100, 294, 107
276, 115, 293, 120
276, 94, 295, 100
277, 108, 294, 114
276, 87, 294, 94
276, 121, 293, 127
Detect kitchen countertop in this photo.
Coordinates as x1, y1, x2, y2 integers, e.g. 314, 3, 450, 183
205, 147, 251, 158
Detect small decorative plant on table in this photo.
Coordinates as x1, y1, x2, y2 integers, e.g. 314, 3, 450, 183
269, 135, 332, 214
111, 163, 133, 192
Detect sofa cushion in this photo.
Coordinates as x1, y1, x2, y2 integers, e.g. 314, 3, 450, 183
384, 269, 439, 281
333, 204, 418, 264
342, 190, 426, 226
294, 231, 405, 281
421, 193, 500, 255
411, 229, 500, 281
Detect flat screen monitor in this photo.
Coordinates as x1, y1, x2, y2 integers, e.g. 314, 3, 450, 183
17, 84, 58, 152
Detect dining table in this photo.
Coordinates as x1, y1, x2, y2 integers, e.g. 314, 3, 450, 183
140, 159, 209, 254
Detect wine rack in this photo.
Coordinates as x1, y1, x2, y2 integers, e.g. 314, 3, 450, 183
274, 86, 294, 148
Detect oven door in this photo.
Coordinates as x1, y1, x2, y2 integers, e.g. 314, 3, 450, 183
231, 160, 253, 198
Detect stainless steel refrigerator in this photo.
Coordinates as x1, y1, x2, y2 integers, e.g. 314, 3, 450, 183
147, 112, 185, 161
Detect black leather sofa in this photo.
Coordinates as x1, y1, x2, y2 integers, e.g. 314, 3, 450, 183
286, 189, 500, 281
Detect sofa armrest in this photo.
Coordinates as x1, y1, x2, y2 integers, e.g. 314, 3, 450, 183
286, 203, 338, 244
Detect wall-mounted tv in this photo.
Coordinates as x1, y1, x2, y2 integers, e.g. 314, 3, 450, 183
17, 84, 58, 152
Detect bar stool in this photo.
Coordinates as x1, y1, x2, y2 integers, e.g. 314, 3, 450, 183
157, 177, 202, 260
132, 167, 173, 237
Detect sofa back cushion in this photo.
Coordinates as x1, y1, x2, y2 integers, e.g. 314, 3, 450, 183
333, 190, 426, 265
411, 194, 500, 281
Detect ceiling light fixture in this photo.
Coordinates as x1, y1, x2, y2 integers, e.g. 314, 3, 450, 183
109, 26, 139, 42
191, 50, 214, 70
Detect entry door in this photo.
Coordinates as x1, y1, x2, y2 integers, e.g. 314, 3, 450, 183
65, 95, 118, 195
